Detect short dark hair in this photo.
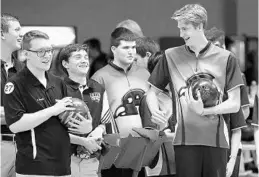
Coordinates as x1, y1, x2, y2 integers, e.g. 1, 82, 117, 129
110, 27, 138, 47
205, 27, 225, 43
136, 37, 160, 58
58, 43, 88, 75
22, 30, 49, 50
83, 38, 101, 51
1, 13, 19, 33
147, 51, 164, 73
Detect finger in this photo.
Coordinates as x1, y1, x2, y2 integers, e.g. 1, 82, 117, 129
75, 113, 86, 121
151, 117, 166, 125
87, 111, 93, 121
151, 114, 166, 124
65, 107, 75, 111
68, 129, 83, 134
197, 91, 202, 102
67, 122, 80, 129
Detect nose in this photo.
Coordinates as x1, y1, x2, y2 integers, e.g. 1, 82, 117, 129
45, 50, 53, 58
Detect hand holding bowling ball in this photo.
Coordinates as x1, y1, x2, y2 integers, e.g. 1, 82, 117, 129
58, 97, 90, 127
187, 73, 220, 108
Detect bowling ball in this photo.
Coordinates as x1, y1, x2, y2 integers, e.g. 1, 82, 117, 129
187, 73, 220, 108
58, 97, 89, 127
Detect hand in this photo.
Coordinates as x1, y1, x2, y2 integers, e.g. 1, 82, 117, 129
185, 87, 204, 115
88, 125, 105, 139
81, 137, 102, 154
68, 112, 93, 134
226, 158, 236, 177
163, 129, 175, 142
52, 97, 74, 116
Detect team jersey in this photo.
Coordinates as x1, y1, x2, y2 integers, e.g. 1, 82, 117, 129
91, 61, 150, 136
149, 43, 244, 148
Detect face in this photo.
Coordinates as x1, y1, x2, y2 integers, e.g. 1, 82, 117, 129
112, 40, 136, 66
135, 52, 150, 69
62, 49, 89, 77
177, 20, 202, 47
2, 21, 23, 51
26, 38, 53, 71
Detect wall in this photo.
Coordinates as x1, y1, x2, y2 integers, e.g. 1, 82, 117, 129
237, 0, 258, 36
2, 0, 235, 52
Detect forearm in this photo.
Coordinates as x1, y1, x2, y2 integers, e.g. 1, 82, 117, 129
229, 129, 242, 160
203, 98, 240, 116
9, 106, 55, 133
146, 88, 160, 113
1, 106, 6, 125
69, 133, 85, 146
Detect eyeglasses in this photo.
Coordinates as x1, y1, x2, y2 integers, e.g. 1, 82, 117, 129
27, 48, 54, 57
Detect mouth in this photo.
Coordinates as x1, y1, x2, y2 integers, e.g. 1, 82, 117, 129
78, 65, 89, 68
184, 37, 190, 42
17, 39, 22, 43
42, 60, 51, 64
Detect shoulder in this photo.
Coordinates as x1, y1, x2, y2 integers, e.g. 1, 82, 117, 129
88, 79, 105, 92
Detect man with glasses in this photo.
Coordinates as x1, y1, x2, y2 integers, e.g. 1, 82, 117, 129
1, 13, 23, 177
3, 30, 76, 177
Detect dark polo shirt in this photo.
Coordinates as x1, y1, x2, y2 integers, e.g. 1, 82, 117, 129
1, 58, 24, 134
3, 66, 71, 176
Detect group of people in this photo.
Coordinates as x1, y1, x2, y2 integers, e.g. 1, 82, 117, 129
1, 3, 258, 177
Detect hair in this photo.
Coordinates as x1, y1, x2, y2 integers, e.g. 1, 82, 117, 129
147, 51, 165, 73
1, 13, 19, 33
83, 38, 101, 51
205, 27, 225, 45
58, 43, 88, 75
116, 19, 144, 37
22, 30, 49, 50
172, 4, 207, 29
136, 37, 160, 58
110, 27, 138, 47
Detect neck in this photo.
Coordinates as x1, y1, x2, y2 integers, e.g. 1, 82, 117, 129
113, 59, 131, 71
1, 43, 13, 63
69, 73, 87, 85
189, 35, 208, 56
27, 63, 46, 80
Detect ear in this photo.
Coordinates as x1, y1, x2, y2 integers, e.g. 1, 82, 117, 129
111, 46, 116, 54
62, 60, 69, 69
146, 52, 152, 58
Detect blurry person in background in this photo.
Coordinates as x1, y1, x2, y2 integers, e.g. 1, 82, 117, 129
1, 13, 23, 177
135, 37, 160, 69
83, 38, 108, 78
205, 27, 250, 177
116, 19, 144, 37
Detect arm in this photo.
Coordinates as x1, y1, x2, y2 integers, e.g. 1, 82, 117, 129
226, 128, 242, 177
202, 86, 240, 115
9, 97, 74, 133
1, 106, 6, 125
254, 127, 259, 169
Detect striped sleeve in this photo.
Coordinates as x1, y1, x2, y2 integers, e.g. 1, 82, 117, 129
100, 91, 113, 124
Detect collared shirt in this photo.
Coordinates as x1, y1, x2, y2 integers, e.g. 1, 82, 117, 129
252, 95, 258, 127
3, 66, 71, 176
149, 44, 244, 148
1, 58, 24, 134
63, 77, 112, 154
91, 61, 150, 134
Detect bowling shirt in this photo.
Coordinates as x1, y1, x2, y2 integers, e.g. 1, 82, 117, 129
91, 61, 150, 135
3, 66, 71, 176
252, 95, 258, 127
1, 58, 24, 134
63, 77, 112, 154
149, 43, 244, 148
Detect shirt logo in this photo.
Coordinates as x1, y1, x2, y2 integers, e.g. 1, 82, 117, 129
90, 92, 101, 102
36, 98, 45, 102
4, 82, 14, 94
